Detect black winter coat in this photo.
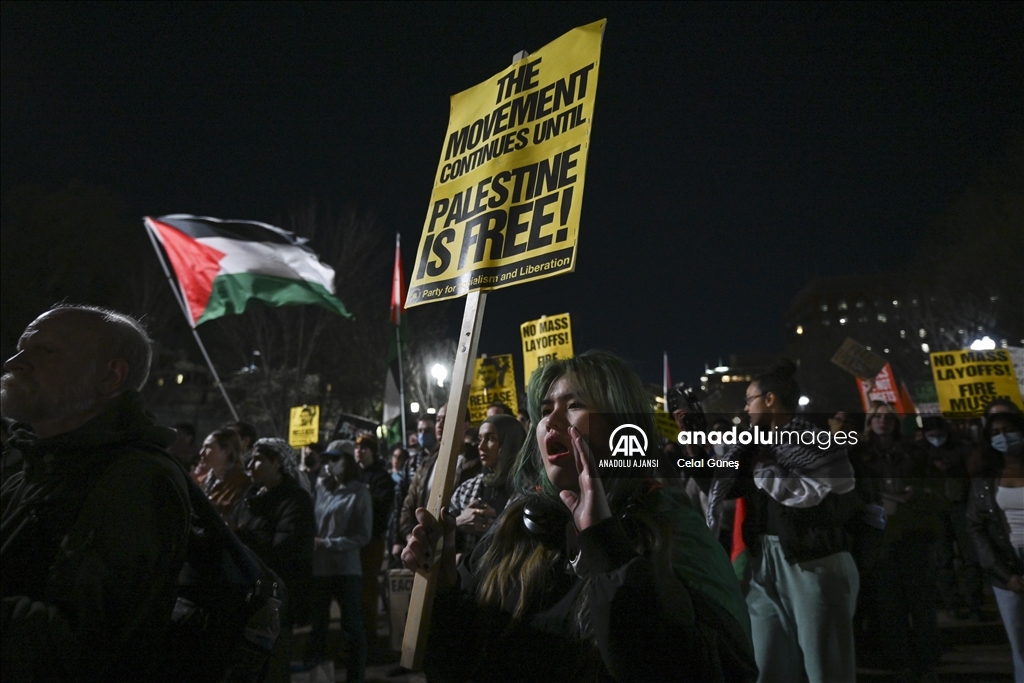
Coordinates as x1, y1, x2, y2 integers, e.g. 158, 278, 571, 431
0, 392, 190, 683
360, 459, 395, 540
966, 474, 1024, 591
230, 476, 315, 619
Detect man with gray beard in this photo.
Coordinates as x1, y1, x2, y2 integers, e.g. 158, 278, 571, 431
0, 305, 190, 683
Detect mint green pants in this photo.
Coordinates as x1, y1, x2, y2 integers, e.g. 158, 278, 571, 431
746, 535, 859, 683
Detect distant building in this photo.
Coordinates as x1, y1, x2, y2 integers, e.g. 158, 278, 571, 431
785, 273, 1015, 415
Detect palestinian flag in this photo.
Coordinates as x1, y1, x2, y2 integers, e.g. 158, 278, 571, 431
144, 215, 351, 326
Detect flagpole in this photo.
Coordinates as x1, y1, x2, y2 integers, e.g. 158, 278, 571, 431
395, 233, 408, 447
143, 219, 241, 422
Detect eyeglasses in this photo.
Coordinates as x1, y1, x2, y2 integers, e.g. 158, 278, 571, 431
744, 393, 764, 406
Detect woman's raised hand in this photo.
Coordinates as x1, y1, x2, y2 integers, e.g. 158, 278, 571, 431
401, 506, 458, 589
559, 425, 612, 531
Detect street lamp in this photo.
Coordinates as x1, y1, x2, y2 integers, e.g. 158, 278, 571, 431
970, 336, 996, 351
431, 363, 448, 387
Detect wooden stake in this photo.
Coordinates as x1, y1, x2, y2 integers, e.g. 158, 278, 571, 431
400, 288, 487, 669
400, 48, 528, 671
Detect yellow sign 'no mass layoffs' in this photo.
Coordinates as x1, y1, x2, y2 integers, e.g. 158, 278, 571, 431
520, 312, 574, 386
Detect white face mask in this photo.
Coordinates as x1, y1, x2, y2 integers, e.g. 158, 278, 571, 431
991, 431, 1024, 456
713, 444, 726, 456
926, 435, 947, 448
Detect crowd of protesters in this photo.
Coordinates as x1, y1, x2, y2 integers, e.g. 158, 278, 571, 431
1, 304, 1022, 683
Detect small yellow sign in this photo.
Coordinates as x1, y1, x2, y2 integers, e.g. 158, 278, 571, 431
520, 312, 574, 387
653, 408, 680, 443
468, 355, 519, 424
929, 349, 1024, 418
288, 404, 320, 448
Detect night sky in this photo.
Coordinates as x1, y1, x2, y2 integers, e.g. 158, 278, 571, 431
3, 2, 1021, 384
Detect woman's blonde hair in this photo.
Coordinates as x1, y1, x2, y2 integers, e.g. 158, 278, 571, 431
207, 428, 243, 466
863, 400, 900, 443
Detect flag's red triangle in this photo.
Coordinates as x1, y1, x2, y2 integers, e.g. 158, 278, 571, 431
147, 218, 225, 325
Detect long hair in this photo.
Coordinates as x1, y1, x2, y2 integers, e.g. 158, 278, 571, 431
207, 428, 243, 467
475, 350, 667, 622
863, 400, 900, 446
481, 414, 526, 488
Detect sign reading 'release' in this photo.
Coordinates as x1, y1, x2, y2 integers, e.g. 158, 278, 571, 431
288, 404, 320, 448
468, 354, 519, 424
405, 20, 605, 307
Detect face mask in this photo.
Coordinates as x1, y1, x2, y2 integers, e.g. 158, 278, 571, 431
417, 431, 437, 450
328, 459, 345, 477
992, 431, 1024, 456
926, 435, 947, 448
713, 444, 726, 456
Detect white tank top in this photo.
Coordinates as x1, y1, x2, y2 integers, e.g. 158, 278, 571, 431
996, 486, 1024, 548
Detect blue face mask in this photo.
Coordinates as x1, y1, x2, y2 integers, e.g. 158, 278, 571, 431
417, 431, 437, 450
991, 431, 1023, 455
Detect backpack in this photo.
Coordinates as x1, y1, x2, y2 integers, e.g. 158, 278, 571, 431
162, 469, 287, 683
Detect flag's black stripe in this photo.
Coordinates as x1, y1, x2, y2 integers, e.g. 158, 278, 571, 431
155, 216, 305, 248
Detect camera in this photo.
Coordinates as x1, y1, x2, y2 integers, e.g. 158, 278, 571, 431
666, 383, 707, 431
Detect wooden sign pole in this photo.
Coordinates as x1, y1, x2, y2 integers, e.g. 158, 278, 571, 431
400, 48, 530, 672
399, 288, 487, 669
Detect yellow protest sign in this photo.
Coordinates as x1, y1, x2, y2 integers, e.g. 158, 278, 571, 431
288, 404, 320, 447
405, 20, 605, 307
468, 354, 519, 424
654, 408, 680, 443
520, 312, 574, 386
929, 349, 1024, 418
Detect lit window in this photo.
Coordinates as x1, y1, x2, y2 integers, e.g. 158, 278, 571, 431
921, 343, 929, 353
919, 328, 926, 338
856, 300, 865, 309
157, 377, 165, 387
839, 317, 847, 325
859, 316, 868, 323
866, 346, 872, 351
176, 374, 184, 385
991, 295, 999, 302
900, 330, 906, 339
877, 313, 887, 323
883, 348, 889, 354
796, 325, 804, 335
820, 304, 829, 312
838, 301, 848, 311
892, 300, 900, 307
823, 319, 830, 326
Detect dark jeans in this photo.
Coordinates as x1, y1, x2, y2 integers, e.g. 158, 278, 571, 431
307, 575, 366, 683
873, 539, 942, 674
934, 502, 983, 612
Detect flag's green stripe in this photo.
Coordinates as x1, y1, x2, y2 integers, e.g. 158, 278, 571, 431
732, 549, 748, 582
196, 272, 352, 324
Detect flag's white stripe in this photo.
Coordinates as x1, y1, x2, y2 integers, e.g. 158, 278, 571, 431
198, 238, 338, 293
